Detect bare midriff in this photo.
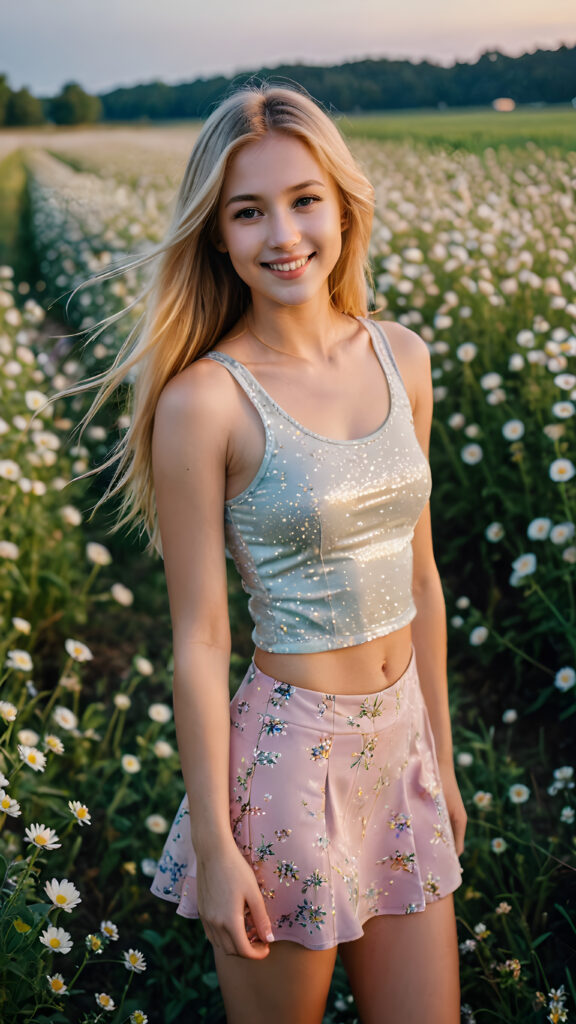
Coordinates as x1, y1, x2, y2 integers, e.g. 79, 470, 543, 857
253, 621, 413, 695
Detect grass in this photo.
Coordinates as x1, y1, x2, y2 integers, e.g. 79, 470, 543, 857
339, 103, 576, 152
0, 150, 36, 280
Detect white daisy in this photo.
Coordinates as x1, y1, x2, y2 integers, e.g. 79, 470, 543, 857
0, 701, 18, 722
480, 372, 502, 390
53, 706, 78, 731
64, 638, 93, 662
456, 343, 477, 362
39, 926, 73, 954
100, 920, 119, 941
86, 542, 112, 566
560, 807, 575, 824
44, 878, 82, 913
68, 800, 92, 826
550, 458, 575, 482
123, 948, 147, 973
461, 443, 483, 465
456, 752, 474, 767
469, 626, 489, 646
554, 667, 575, 692
0, 459, 21, 480
18, 745, 47, 772
485, 522, 504, 542
0, 541, 19, 560
11, 617, 31, 634
527, 517, 552, 540
25, 823, 61, 849
111, 583, 134, 606
511, 553, 537, 577
44, 734, 65, 755
472, 791, 493, 809
46, 974, 67, 994
550, 522, 574, 545
153, 740, 174, 759
121, 754, 141, 774
508, 784, 530, 804
552, 400, 575, 419
491, 837, 508, 854
502, 709, 518, 724
60, 505, 82, 526
134, 655, 154, 676
148, 703, 172, 724
0, 789, 21, 816
502, 419, 525, 441
5, 649, 32, 671
145, 814, 168, 834
114, 693, 131, 710
18, 728, 39, 746
95, 992, 116, 1011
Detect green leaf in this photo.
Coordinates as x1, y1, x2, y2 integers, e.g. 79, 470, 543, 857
531, 931, 552, 949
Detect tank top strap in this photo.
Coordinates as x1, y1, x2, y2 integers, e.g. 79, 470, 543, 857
199, 350, 277, 438
362, 318, 414, 417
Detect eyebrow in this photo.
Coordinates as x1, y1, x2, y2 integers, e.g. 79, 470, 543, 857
224, 180, 326, 207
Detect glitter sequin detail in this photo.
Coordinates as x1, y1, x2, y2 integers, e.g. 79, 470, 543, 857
149, 649, 463, 950
200, 317, 432, 653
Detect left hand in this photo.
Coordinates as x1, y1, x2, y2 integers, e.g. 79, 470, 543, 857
438, 762, 467, 856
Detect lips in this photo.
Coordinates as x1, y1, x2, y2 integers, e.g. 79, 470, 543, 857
262, 254, 314, 272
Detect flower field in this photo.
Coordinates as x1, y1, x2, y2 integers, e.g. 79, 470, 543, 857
0, 120, 574, 1023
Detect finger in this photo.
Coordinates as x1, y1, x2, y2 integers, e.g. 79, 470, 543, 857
225, 923, 271, 960
246, 895, 275, 947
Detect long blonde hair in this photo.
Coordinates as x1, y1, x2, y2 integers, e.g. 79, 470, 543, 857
67, 83, 375, 552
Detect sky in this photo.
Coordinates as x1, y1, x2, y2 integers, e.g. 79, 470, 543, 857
1, 0, 575, 96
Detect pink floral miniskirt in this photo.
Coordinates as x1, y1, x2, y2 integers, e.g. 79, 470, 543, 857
150, 646, 463, 950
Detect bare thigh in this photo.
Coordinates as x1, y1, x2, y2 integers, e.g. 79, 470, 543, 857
338, 894, 460, 1024
213, 940, 338, 1024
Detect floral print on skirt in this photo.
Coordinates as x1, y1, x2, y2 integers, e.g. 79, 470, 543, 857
149, 645, 463, 950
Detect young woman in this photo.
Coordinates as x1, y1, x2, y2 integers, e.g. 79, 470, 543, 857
83, 84, 466, 1023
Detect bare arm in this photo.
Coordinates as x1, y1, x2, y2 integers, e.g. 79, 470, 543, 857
388, 327, 467, 855
152, 360, 274, 957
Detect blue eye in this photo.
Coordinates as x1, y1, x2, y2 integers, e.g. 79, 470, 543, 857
295, 195, 321, 207
233, 207, 260, 220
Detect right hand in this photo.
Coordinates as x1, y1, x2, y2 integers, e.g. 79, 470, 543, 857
196, 844, 275, 959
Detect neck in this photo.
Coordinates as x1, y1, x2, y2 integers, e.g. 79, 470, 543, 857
248, 294, 351, 362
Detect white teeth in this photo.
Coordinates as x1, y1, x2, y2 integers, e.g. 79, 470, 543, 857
267, 256, 309, 272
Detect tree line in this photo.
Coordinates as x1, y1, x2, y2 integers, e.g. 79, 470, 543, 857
1, 44, 575, 126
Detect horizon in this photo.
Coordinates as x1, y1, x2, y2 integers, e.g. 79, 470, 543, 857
1, 0, 574, 96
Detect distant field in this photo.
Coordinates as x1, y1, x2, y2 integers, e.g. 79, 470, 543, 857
341, 103, 576, 151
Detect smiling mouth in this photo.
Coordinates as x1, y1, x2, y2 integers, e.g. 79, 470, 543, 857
263, 254, 314, 272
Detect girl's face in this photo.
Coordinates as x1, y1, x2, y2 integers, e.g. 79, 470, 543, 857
216, 132, 345, 310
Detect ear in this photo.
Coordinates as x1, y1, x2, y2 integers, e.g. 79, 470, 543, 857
340, 205, 350, 230
213, 237, 228, 253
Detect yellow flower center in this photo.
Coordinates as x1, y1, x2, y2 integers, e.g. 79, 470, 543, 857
36, 835, 47, 845
56, 895, 67, 905
49, 938, 61, 948
51, 979, 64, 991
1, 797, 10, 809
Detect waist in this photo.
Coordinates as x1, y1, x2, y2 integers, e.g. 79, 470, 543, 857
253, 623, 414, 695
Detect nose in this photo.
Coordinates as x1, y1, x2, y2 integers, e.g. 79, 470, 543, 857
268, 206, 301, 250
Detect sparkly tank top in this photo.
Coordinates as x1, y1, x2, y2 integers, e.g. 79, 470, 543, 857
202, 317, 432, 654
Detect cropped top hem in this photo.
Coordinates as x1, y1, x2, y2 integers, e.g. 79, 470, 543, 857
251, 601, 418, 654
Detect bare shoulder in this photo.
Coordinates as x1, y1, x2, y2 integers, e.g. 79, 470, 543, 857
153, 355, 240, 456
379, 320, 430, 365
